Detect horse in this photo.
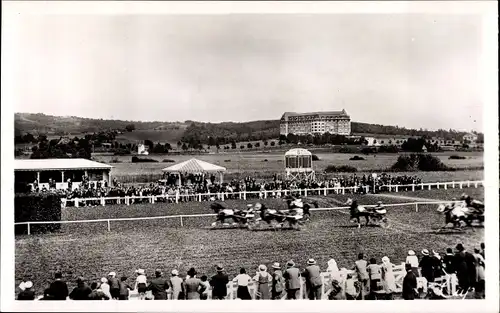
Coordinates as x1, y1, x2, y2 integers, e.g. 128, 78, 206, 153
346, 199, 371, 228
210, 202, 248, 227
437, 201, 484, 229
283, 195, 318, 221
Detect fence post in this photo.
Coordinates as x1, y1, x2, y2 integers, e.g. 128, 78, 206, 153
341, 188, 345, 195
62, 199, 67, 208
475, 182, 478, 188
180, 216, 184, 227
415, 203, 418, 212
324, 187, 327, 196
420, 183, 424, 190
221, 193, 225, 201
199, 194, 202, 202
412, 184, 415, 192
176, 192, 179, 204
395, 186, 398, 193
459, 182, 463, 189
452, 181, 455, 188
27, 223, 31, 235
444, 183, 447, 190
75, 198, 79, 208
151, 196, 155, 204
264, 191, 267, 199
125, 196, 129, 206
107, 220, 111, 232
428, 184, 431, 191
305, 189, 308, 197
467, 181, 470, 187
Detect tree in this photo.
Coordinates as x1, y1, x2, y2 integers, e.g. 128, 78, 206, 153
182, 143, 188, 151
254, 142, 260, 148
240, 145, 245, 149
125, 124, 136, 132
270, 141, 276, 146
263, 140, 268, 146
247, 143, 253, 149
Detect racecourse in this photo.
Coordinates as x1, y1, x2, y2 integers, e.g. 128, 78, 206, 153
15, 187, 484, 296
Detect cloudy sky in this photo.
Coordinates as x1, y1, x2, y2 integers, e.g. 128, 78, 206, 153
7, 14, 483, 131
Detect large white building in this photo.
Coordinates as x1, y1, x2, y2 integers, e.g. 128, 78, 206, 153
279, 110, 351, 136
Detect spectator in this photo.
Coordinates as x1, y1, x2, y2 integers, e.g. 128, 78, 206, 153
210, 265, 229, 300
431, 251, 443, 279
463, 246, 477, 293
69, 277, 92, 300
454, 244, 470, 295
233, 268, 252, 300
302, 258, 322, 300
402, 264, 418, 300
199, 275, 210, 300
108, 272, 120, 300
48, 272, 69, 300
442, 248, 455, 275
344, 273, 359, 300
405, 250, 419, 276
480, 243, 485, 258
473, 248, 485, 299
119, 276, 133, 300
148, 269, 169, 300
271, 262, 285, 300
367, 258, 382, 300
40, 288, 54, 301
253, 264, 272, 300
283, 260, 301, 300
184, 268, 205, 300
381, 256, 397, 300
169, 269, 184, 300
88, 282, 110, 300
419, 249, 434, 283
17, 281, 35, 300
99, 277, 112, 299
134, 269, 148, 300
354, 253, 369, 299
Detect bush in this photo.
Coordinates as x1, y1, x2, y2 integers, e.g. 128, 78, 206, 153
15, 193, 62, 235
224, 159, 231, 162
337, 146, 360, 154
110, 157, 121, 163
449, 155, 466, 160
361, 147, 376, 155
312, 154, 320, 161
378, 145, 400, 153
113, 149, 131, 156
131, 156, 159, 163
349, 156, 365, 161
162, 159, 175, 163
262, 159, 268, 162
324, 165, 358, 173
391, 153, 450, 171
270, 141, 276, 146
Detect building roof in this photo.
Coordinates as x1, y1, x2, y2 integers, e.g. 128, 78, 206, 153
281, 110, 349, 120
285, 148, 313, 156
162, 158, 226, 173
14, 158, 113, 171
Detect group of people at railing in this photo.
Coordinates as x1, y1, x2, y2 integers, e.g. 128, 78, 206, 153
17, 242, 484, 301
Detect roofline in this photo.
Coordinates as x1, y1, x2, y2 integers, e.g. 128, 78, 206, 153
15, 167, 112, 172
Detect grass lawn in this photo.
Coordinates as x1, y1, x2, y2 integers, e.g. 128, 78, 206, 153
15, 188, 484, 296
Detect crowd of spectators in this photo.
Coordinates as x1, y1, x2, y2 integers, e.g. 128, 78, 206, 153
17, 242, 484, 301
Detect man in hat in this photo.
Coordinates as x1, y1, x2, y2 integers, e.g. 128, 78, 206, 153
148, 269, 170, 300
402, 264, 417, 300
69, 277, 92, 300
283, 260, 301, 300
419, 249, 435, 283
169, 269, 184, 300
17, 281, 35, 300
48, 272, 69, 300
302, 258, 322, 300
454, 244, 470, 294
210, 265, 229, 300
271, 263, 285, 300
442, 248, 455, 274
108, 272, 120, 300
354, 253, 369, 299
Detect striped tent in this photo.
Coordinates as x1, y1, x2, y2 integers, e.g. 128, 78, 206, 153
162, 158, 227, 185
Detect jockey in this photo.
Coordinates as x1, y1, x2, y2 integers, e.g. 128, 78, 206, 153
372, 201, 386, 215
460, 193, 484, 214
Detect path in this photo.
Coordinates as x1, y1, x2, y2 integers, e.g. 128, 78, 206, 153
366, 193, 446, 203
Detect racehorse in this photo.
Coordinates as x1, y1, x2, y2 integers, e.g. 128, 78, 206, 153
210, 202, 249, 227
283, 195, 318, 221
437, 201, 484, 229
345, 199, 389, 228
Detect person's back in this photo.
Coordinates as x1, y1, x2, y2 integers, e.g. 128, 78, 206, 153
88, 283, 110, 300
169, 274, 183, 300
355, 259, 369, 281
402, 267, 417, 300
69, 280, 92, 300
185, 277, 202, 299
18, 289, 35, 300
49, 275, 69, 300
211, 270, 229, 299
108, 275, 120, 298
284, 267, 301, 290
119, 277, 132, 300
149, 273, 169, 300
304, 265, 322, 288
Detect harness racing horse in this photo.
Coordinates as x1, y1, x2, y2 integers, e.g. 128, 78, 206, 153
346, 199, 389, 228
437, 201, 484, 230
283, 195, 318, 221
210, 202, 249, 228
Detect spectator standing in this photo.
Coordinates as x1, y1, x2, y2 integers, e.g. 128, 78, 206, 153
108, 272, 120, 300
431, 251, 443, 279
233, 268, 252, 300
88, 282, 110, 300
367, 258, 382, 299
402, 264, 418, 300
442, 248, 455, 275
17, 281, 35, 300
169, 270, 184, 300
354, 253, 369, 299
69, 277, 92, 300
454, 244, 470, 294
48, 272, 69, 300
344, 273, 359, 300
405, 250, 419, 276
99, 278, 112, 299
480, 243, 485, 259
253, 265, 272, 300
119, 276, 133, 300
302, 259, 322, 300
184, 268, 205, 300
271, 262, 285, 300
380, 256, 397, 300
473, 248, 485, 299
419, 249, 435, 283
210, 265, 229, 300
283, 260, 301, 300
199, 276, 210, 300
463, 246, 478, 292
134, 269, 148, 300
148, 269, 170, 300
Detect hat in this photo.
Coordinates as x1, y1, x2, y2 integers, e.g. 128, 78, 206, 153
421, 249, 429, 256
287, 260, 295, 267
247, 204, 253, 208
456, 244, 465, 251
24, 281, 33, 289
307, 258, 317, 265
171, 269, 179, 276
259, 264, 267, 271
216, 265, 224, 272
408, 250, 415, 256
101, 277, 108, 284
108, 272, 116, 277
377, 201, 383, 204
272, 262, 281, 270
136, 269, 145, 275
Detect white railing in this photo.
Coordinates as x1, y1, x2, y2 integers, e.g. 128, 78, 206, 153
59, 180, 484, 208
16, 200, 460, 235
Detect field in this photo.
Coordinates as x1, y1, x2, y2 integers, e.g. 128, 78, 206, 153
15, 188, 484, 296
93, 151, 484, 183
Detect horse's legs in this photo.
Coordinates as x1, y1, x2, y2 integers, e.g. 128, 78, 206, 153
365, 215, 370, 226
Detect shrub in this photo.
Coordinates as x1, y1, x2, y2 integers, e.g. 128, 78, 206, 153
324, 165, 358, 173
270, 141, 276, 146
262, 159, 268, 162
110, 157, 121, 163
15, 193, 62, 235
391, 153, 450, 171
240, 145, 245, 149
114, 149, 131, 156
131, 156, 159, 163
449, 155, 467, 160
224, 159, 231, 162
378, 145, 400, 153
349, 156, 365, 161
162, 159, 175, 163
361, 147, 376, 155
312, 154, 320, 161
337, 146, 360, 153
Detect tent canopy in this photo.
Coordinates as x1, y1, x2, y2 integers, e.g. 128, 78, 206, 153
285, 148, 312, 157
162, 158, 226, 174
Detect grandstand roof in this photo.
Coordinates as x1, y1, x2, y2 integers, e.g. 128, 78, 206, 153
162, 158, 226, 173
285, 148, 312, 156
281, 110, 349, 120
14, 158, 113, 171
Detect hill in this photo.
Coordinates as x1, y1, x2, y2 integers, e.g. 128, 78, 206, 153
15, 112, 472, 145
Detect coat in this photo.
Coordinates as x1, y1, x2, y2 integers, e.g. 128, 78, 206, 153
184, 277, 204, 300
402, 270, 417, 300
283, 267, 301, 290
210, 273, 229, 298
148, 277, 170, 300
18, 289, 35, 300
419, 255, 435, 282
48, 280, 69, 300
354, 260, 369, 281
303, 265, 322, 288
465, 252, 477, 285
454, 251, 469, 287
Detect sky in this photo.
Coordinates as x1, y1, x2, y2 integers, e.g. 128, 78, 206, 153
7, 14, 483, 131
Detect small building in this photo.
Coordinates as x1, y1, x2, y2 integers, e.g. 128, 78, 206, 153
15, 158, 113, 191
138, 144, 149, 155
463, 133, 478, 143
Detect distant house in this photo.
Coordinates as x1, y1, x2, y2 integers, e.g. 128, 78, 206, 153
463, 133, 478, 143
138, 144, 149, 155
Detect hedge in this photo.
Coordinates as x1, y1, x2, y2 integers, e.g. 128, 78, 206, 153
131, 156, 159, 163
324, 165, 358, 173
15, 193, 62, 235
391, 153, 450, 171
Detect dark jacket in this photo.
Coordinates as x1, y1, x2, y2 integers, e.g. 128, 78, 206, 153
419, 256, 434, 282
442, 254, 455, 274
283, 267, 301, 290
402, 270, 417, 300
88, 289, 110, 300
48, 280, 69, 300
210, 273, 229, 298
454, 251, 469, 286
303, 265, 322, 288
108, 277, 120, 290
148, 277, 170, 300
464, 252, 477, 285
69, 283, 92, 300
18, 289, 36, 300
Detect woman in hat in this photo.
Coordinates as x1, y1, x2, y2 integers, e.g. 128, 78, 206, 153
381, 256, 397, 300
233, 268, 252, 300
184, 268, 205, 300
135, 269, 148, 300
405, 250, 419, 276
253, 264, 272, 300
99, 277, 112, 299
17, 281, 35, 300
271, 263, 285, 300
419, 249, 435, 283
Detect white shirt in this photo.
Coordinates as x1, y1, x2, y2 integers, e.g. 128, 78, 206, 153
406, 255, 419, 268
100, 283, 112, 298
136, 274, 147, 284
233, 274, 251, 286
